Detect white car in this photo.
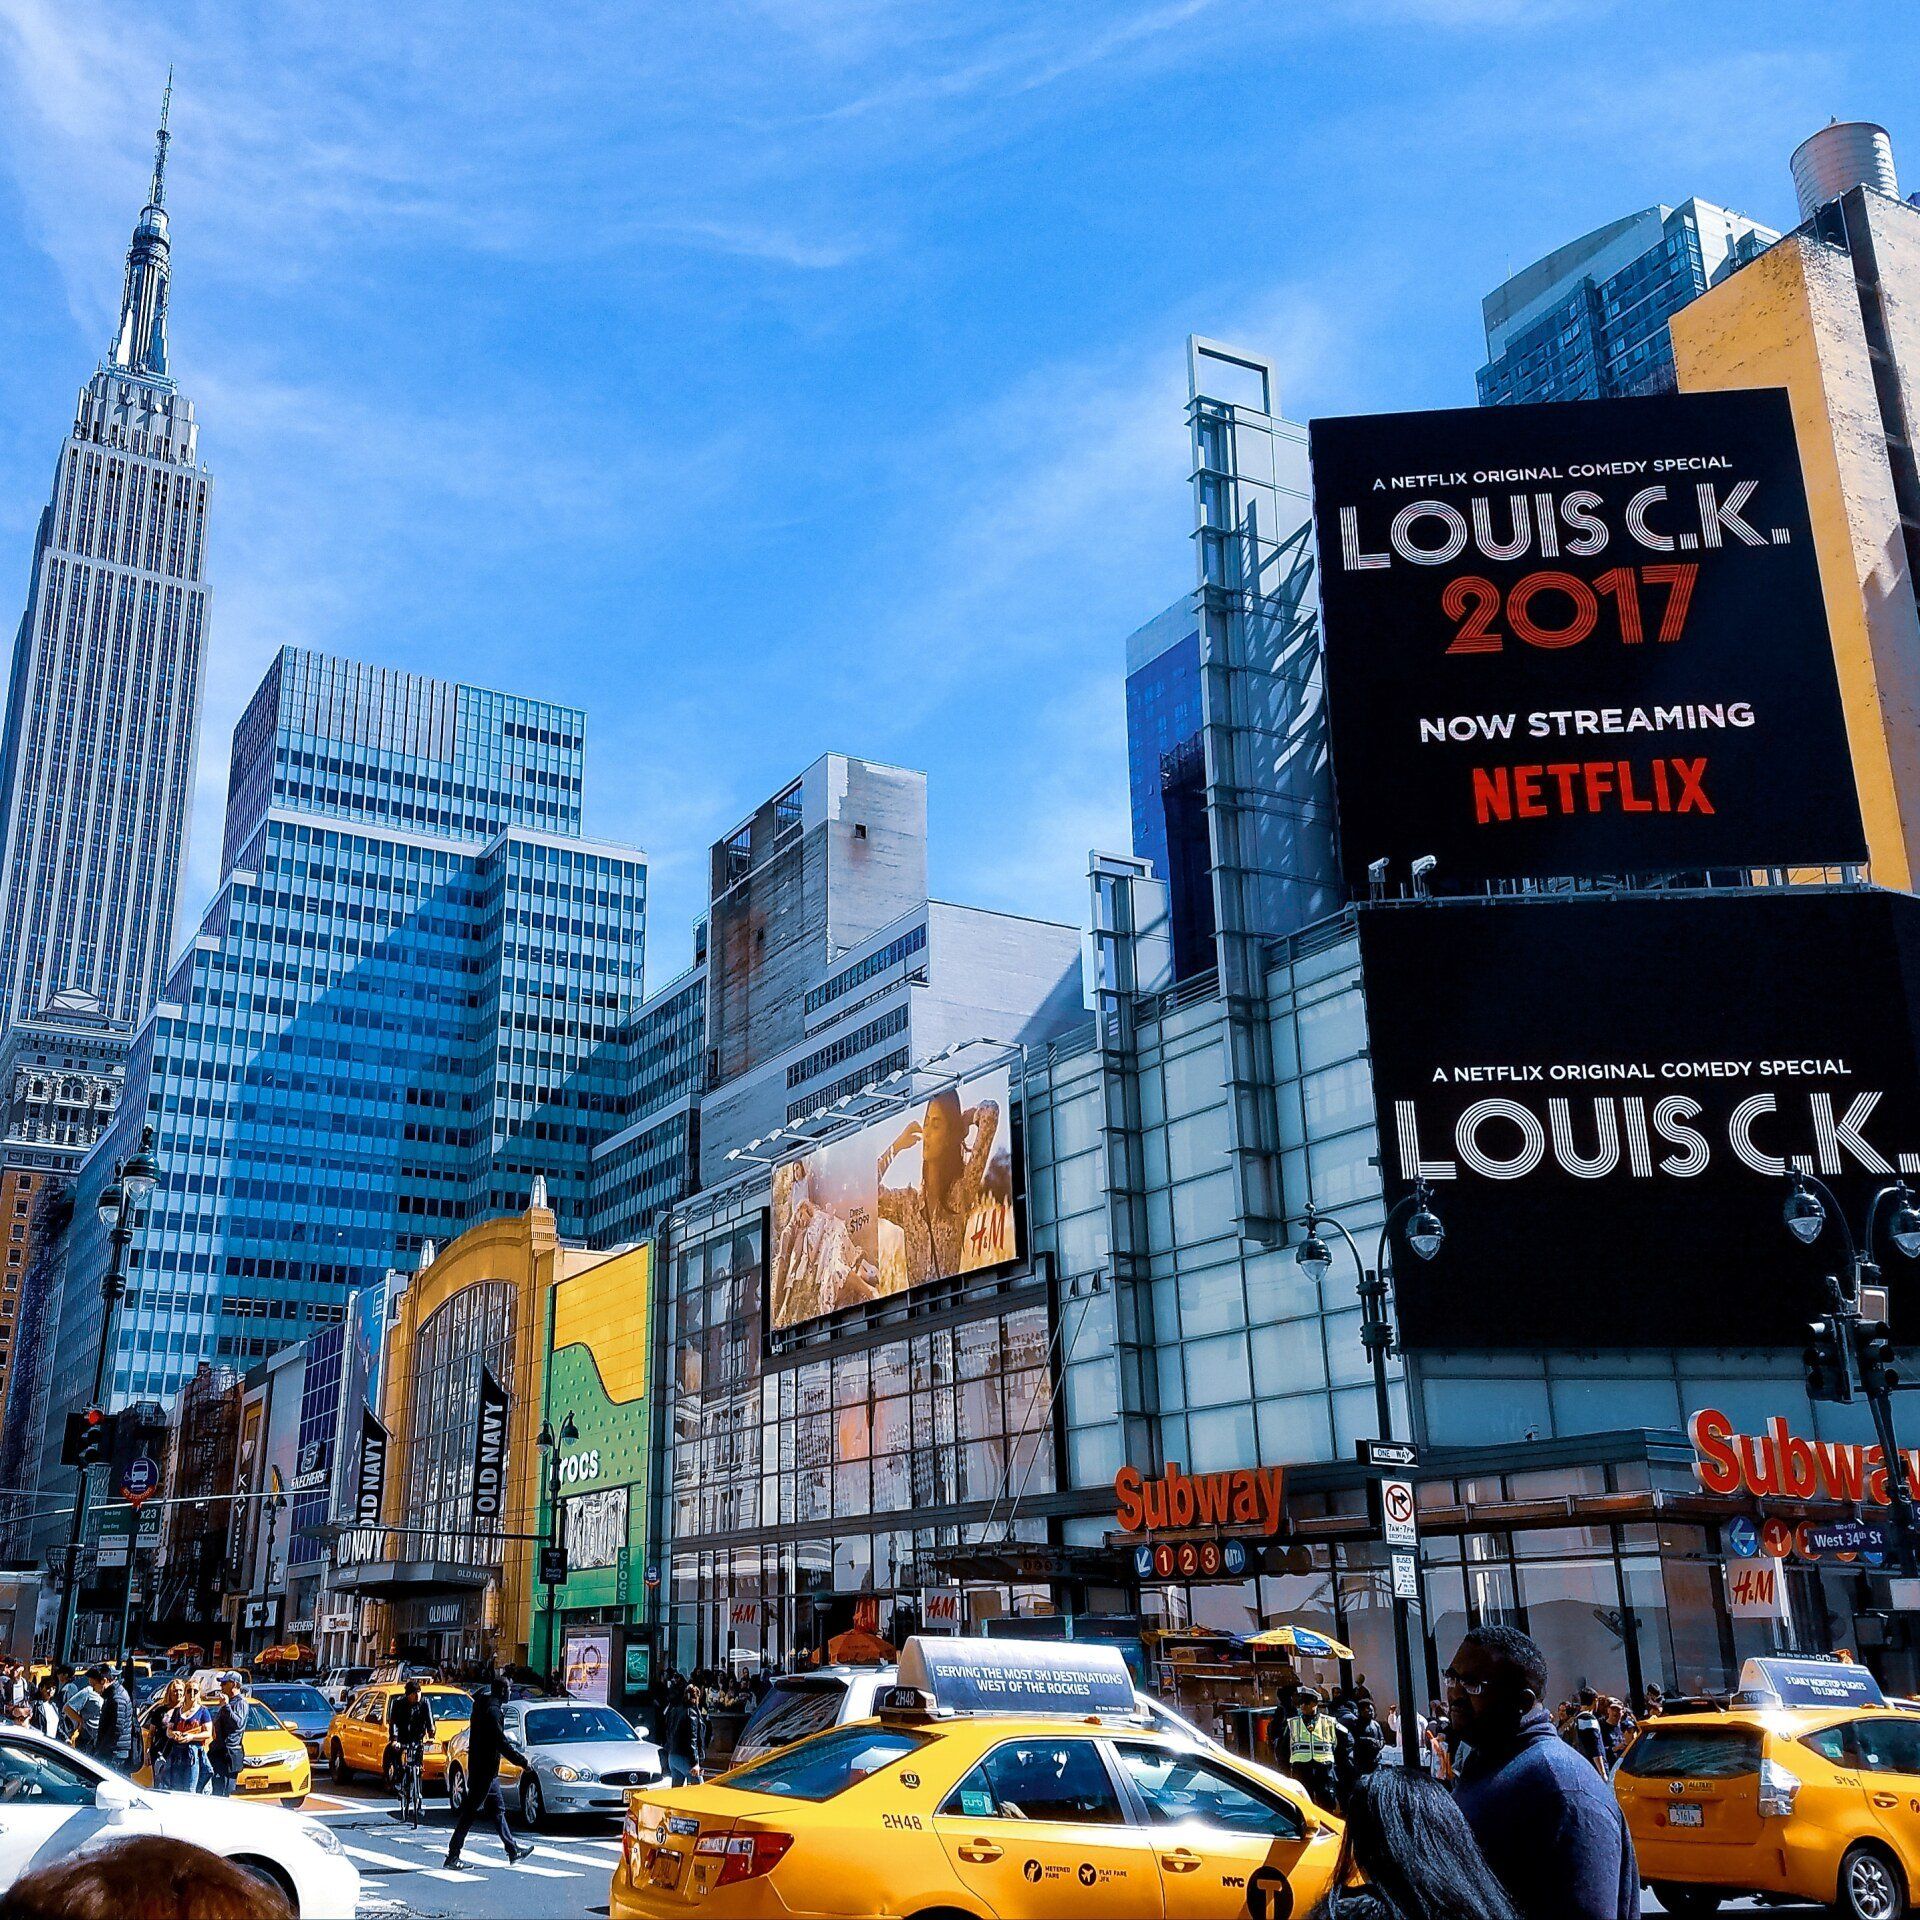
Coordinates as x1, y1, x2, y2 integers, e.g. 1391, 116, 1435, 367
0, 1725, 358, 1917
447, 1699, 665, 1825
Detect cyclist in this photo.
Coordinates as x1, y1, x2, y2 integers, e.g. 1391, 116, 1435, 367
385, 1678, 434, 1813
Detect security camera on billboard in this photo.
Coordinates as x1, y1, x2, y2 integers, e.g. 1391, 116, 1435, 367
770, 1065, 1018, 1332
1309, 389, 1866, 887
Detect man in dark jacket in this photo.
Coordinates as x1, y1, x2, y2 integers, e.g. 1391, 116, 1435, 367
208, 1673, 250, 1797
384, 1677, 434, 1789
80, 1665, 138, 1773
1447, 1626, 1638, 1920
445, 1677, 534, 1870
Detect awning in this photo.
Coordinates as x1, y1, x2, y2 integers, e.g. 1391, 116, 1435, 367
325, 1558, 492, 1599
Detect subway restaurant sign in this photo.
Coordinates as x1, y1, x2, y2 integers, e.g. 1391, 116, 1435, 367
543, 1245, 652, 1614
1689, 1407, 1920, 1507
1114, 1462, 1287, 1535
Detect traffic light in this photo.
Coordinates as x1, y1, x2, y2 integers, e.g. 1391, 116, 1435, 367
59, 1406, 107, 1467
1858, 1320, 1901, 1398
1804, 1315, 1854, 1404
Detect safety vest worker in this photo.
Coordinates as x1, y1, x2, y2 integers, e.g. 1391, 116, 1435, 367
1288, 1710, 1338, 1768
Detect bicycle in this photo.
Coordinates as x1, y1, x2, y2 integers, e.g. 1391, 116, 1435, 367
395, 1741, 426, 1826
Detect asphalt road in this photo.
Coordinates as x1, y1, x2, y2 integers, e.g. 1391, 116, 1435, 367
302, 1779, 1841, 1919
305, 1777, 621, 1919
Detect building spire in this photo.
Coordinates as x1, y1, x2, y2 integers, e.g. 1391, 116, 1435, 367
107, 75, 175, 383
150, 67, 172, 209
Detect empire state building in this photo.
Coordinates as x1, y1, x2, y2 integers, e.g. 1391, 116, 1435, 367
0, 85, 210, 1039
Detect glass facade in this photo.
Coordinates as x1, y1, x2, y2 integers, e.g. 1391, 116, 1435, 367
26, 648, 646, 1564
401, 1280, 514, 1574
1478, 200, 1777, 406
662, 1209, 1057, 1671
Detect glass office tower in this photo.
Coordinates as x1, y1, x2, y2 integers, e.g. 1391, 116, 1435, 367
32, 649, 645, 1464
1477, 199, 1777, 405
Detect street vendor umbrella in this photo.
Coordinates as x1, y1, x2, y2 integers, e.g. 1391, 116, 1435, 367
823, 1626, 896, 1665
1242, 1625, 1354, 1660
167, 1642, 204, 1659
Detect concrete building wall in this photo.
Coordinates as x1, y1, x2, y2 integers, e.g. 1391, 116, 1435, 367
1673, 229, 1920, 888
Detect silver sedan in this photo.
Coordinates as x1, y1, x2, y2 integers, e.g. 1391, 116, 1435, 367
447, 1699, 665, 1826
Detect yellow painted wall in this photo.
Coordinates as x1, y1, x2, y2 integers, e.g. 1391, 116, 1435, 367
551, 1243, 651, 1405
1672, 233, 1920, 889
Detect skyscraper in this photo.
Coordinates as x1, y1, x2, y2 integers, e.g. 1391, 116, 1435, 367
1477, 199, 1777, 405
0, 85, 209, 1429
0, 83, 208, 1035
21, 649, 644, 1499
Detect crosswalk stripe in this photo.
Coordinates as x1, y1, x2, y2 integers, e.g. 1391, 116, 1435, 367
420, 1868, 483, 1883
501, 1843, 608, 1865
343, 1845, 418, 1869
507, 1863, 579, 1878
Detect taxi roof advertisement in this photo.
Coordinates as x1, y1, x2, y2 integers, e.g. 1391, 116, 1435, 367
1309, 390, 1865, 888
1358, 890, 1920, 1351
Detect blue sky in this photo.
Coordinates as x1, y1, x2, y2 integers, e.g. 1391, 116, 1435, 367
0, 0, 1911, 976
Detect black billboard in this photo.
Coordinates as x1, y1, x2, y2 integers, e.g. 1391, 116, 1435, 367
1358, 890, 1920, 1350
1310, 390, 1865, 887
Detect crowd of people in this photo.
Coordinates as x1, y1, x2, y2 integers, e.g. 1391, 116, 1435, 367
1303, 1626, 1640, 1920
0, 1659, 253, 1795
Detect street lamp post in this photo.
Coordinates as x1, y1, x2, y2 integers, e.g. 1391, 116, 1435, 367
1295, 1181, 1445, 1770
1780, 1170, 1920, 1574
54, 1127, 160, 1666
537, 1412, 577, 1679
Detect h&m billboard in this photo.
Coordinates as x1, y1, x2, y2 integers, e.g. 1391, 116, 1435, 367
1358, 890, 1920, 1350
1310, 390, 1864, 887
770, 1065, 1018, 1333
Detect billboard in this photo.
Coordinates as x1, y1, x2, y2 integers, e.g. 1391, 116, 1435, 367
544, 1243, 650, 1615
770, 1065, 1018, 1332
1310, 390, 1865, 887
1358, 891, 1920, 1350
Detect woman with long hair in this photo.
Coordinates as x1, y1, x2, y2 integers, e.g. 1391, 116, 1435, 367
1310, 1768, 1522, 1920
877, 1088, 1002, 1286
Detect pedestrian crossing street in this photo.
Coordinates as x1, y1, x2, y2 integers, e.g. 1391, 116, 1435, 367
328, 1817, 624, 1889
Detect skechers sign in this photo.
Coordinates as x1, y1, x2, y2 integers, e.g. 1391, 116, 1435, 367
1359, 891, 1920, 1350
1309, 390, 1863, 887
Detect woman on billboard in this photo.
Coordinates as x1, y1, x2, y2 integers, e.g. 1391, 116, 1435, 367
876, 1087, 1010, 1286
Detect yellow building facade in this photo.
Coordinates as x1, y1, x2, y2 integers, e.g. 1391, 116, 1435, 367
344, 1200, 651, 1672
1672, 195, 1920, 889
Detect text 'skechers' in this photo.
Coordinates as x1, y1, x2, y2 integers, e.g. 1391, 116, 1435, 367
1310, 390, 1865, 886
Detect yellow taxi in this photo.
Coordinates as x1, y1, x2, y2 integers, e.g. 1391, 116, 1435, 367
1616, 1655, 1920, 1919
611, 1637, 1341, 1918
324, 1680, 474, 1786
134, 1692, 313, 1808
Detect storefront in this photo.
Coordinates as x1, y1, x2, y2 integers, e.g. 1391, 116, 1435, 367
1088, 1422, 1919, 1759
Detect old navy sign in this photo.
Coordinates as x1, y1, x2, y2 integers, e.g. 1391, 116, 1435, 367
352, 1409, 387, 1527
470, 1364, 510, 1524
1114, 1463, 1286, 1536
1690, 1408, 1920, 1509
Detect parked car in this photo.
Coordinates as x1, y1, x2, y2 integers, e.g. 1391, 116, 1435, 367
0, 1723, 355, 1917
247, 1682, 335, 1765
729, 1660, 1225, 1768
319, 1664, 372, 1708
447, 1698, 665, 1827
